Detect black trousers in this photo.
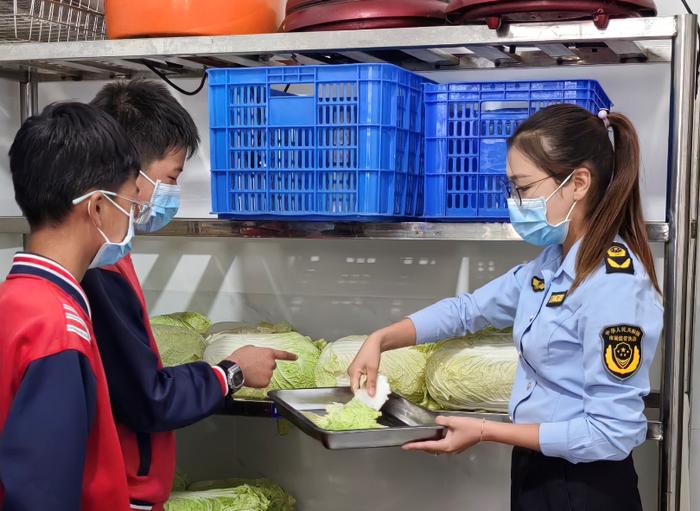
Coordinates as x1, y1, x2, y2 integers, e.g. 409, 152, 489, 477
511, 447, 643, 511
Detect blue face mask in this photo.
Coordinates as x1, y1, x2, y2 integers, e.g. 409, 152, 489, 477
89, 208, 134, 269
73, 191, 135, 269
135, 171, 180, 233
507, 173, 577, 247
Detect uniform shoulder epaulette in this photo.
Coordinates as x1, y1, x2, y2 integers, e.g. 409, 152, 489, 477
605, 242, 635, 275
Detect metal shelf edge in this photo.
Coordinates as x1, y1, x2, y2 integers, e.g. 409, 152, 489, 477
0, 17, 677, 64
0, 217, 670, 242
147, 219, 671, 242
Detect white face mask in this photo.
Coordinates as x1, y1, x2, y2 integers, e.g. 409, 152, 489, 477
72, 190, 135, 268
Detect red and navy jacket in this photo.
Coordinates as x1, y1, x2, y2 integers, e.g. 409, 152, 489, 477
0, 253, 130, 510
81, 255, 228, 511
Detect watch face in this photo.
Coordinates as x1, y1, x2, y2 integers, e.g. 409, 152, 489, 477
230, 366, 244, 388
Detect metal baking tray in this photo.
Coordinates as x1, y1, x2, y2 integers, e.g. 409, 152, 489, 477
268, 387, 445, 449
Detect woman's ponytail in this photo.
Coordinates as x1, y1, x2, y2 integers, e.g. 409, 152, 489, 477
510, 104, 660, 293
574, 112, 659, 292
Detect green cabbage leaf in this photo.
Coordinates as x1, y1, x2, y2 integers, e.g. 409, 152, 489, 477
166, 486, 269, 511
304, 398, 384, 431
425, 329, 517, 411
187, 479, 294, 511
151, 312, 212, 336
152, 324, 206, 366
314, 335, 430, 403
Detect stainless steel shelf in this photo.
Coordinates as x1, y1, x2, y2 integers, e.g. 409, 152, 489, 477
0, 217, 670, 242
151, 219, 671, 242
153, 219, 528, 241
0, 16, 676, 82
0, 217, 28, 234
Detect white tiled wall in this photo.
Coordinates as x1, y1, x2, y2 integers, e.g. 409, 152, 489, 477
132, 238, 541, 340
0, 234, 22, 269
0, 79, 21, 216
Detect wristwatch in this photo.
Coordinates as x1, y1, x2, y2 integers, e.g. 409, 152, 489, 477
217, 360, 245, 392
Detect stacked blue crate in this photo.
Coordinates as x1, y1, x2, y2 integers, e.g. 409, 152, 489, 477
422, 80, 612, 221
209, 64, 431, 220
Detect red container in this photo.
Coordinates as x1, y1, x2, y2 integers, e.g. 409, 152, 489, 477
282, 0, 447, 32
286, 0, 325, 14
447, 0, 656, 29
105, 0, 285, 38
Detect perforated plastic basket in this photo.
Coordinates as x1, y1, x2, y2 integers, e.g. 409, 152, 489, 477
423, 80, 612, 221
209, 64, 429, 220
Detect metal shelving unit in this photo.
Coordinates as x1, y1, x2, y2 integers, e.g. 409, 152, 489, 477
0, 16, 677, 81
0, 15, 695, 511
0, 218, 673, 241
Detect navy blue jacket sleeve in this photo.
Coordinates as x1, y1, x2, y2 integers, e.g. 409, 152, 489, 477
0, 350, 96, 511
81, 268, 225, 433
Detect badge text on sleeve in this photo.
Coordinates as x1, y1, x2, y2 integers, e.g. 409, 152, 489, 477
601, 324, 643, 380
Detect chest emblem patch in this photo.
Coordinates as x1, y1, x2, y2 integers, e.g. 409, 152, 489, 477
546, 291, 568, 307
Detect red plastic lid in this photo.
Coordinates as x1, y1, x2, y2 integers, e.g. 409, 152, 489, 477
285, 17, 446, 32
447, 0, 656, 22
283, 0, 448, 32
286, 0, 331, 15
448, 0, 655, 13
286, 0, 449, 15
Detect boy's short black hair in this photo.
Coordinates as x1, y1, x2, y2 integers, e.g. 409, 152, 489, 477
90, 79, 200, 167
9, 102, 140, 228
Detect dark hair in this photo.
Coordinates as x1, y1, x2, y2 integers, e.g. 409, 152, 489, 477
508, 103, 659, 293
90, 79, 199, 167
9, 102, 140, 228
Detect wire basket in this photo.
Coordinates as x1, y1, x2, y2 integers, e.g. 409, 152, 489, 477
0, 0, 105, 43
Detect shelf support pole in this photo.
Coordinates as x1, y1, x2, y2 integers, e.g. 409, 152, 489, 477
19, 71, 38, 122
661, 13, 698, 511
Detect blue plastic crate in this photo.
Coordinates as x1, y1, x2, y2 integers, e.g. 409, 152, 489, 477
423, 80, 612, 221
208, 64, 430, 220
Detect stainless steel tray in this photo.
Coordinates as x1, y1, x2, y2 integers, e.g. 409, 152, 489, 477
268, 387, 445, 449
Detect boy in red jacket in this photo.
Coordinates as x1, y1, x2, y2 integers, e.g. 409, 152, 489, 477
0, 102, 143, 510
84, 80, 294, 511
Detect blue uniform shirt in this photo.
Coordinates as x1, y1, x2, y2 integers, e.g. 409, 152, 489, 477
409, 236, 662, 464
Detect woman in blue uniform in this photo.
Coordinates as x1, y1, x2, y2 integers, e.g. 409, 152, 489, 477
348, 104, 662, 511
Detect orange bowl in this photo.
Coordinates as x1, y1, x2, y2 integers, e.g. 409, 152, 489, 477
105, 0, 284, 38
